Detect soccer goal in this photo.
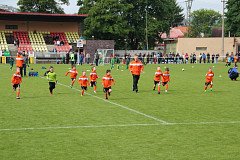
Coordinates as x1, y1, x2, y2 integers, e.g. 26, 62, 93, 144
96, 49, 114, 65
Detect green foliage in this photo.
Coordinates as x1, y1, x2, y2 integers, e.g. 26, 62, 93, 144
78, 0, 183, 49
226, 0, 240, 37
17, 0, 69, 14
189, 9, 222, 37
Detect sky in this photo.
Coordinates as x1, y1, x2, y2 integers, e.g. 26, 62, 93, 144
0, 0, 223, 15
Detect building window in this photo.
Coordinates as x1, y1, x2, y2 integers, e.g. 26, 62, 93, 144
5, 25, 18, 30
196, 47, 207, 51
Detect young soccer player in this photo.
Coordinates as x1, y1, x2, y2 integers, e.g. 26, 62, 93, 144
153, 66, 163, 94
46, 66, 57, 95
204, 68, 214, 92
162, 67, 170, 93
11, 67, 22, 99
65, 65, 78, 88
90, 67, 99, 93
102, 70, 115, 100
78, 71, 89, 96
9, 56, 14, 70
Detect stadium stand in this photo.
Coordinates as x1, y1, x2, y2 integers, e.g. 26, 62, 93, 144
29, 31, 48, 52
50, 32, 71, 52
0, 31, 10, 51
13, 31, 33, 52
65, 32, 79, 43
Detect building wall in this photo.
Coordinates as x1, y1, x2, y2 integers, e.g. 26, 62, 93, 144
177, 37, 240, 56
0, 20, 79, 32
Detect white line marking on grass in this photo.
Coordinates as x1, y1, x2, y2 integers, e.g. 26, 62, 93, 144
0, 123, 161, 132
39, 76, 168, 124
168, 121, 240, 125
1, 121, 240, 132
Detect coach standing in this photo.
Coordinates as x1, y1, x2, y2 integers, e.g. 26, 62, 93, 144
16, 52, 24, 76
129, 54, 144, 93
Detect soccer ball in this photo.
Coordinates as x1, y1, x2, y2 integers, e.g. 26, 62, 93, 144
109, 89, 112, 93
182, 68, 185, 71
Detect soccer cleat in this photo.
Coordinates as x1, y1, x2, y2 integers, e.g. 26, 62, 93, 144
94, 91, 97, 93
16, 97, 20, 99
136, 89, 138, 93
153, 88, 155, 91
70, 85, 73, 88
108, 92, 111, 96
204, 90, 207, 92
158, 92, 160, 94
106, 97, 108, 100
165, 90, 168, 93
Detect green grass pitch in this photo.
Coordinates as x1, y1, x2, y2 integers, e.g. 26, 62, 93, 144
0, 63, 240, 159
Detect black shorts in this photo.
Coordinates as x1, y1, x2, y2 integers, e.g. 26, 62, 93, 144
205, 81, 212, 86
13, 84, 20, 90
154, 80, 160, 85
90, 81, 97, 87
81, 86, 87, 90
49, 82, 56, 90
162, 82, 168, 86
103, 87, 111, 93
71, 78, 76, 81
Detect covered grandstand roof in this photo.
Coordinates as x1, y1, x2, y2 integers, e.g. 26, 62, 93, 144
0, 11, 87, 22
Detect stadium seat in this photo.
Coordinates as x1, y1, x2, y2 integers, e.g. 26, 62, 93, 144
0, 31, 9, 51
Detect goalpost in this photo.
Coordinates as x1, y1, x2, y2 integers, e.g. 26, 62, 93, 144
96, 49, 114, 65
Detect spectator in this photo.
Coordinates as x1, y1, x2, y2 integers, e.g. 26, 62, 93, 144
56, 40, 60, 46
199, 53, 202, 63
216, 54, 219, 63
66, 52, 70, 64
207, 53, 210, 63
60, 41, 64, 46
202, 53, 206, 63
79, 53, 84, 65
212, 54, 215, 63
86, 53, 91, 64
95, 51, 99, 66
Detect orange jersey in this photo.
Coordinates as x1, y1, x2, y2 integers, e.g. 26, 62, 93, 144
65, 69, 78, 79
16, 55, 24, 68
102, 75, 114, 88
162, 71, 170, 83
11, 72, 22, 84
206, 71, 214, 82
129, 60, 144, 75
90, 71, 99, 81
154, 70, 163, 82
234, 56, 238, 63
78, 76, 89, 87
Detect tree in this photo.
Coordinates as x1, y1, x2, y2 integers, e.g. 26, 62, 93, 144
78, 0, 183, 49
79, 0, 132, 49
226, 0, 240, 37
77, 0, 97, 14
189, 9, 222, 37
17, 0, 69, 14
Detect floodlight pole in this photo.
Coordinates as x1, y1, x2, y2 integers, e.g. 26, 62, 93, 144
145, 0, 149, 50
221, 0, 226, 59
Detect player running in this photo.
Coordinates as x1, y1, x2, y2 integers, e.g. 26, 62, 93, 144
90, 67, 99, 93
65, 65, 78, 88
79, 71, 89, 96
102, 70, 115, 100
11, 67, 22, 99
153, 66, 163, 94
162, 67, 170, 93
46, 66, 57, 95
204, 68, 214, 92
